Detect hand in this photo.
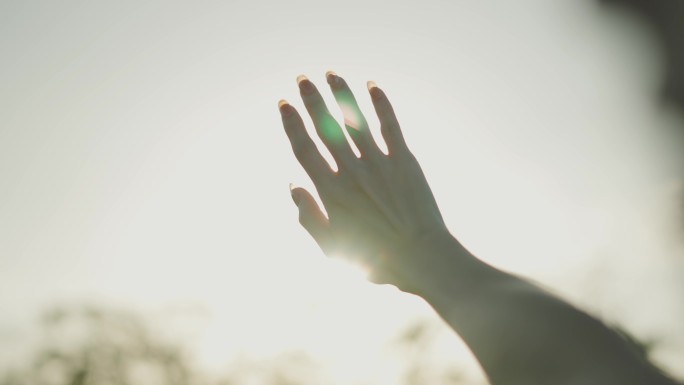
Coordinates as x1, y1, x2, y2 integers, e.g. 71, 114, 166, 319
279, 74, 677, 385
279, 72, 449, 288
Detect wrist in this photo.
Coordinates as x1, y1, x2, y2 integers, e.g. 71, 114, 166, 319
393, 228, 504, 300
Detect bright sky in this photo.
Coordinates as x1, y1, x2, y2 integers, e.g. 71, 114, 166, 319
1, 0, 683, 383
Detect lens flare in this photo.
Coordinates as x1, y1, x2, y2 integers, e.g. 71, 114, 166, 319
320, 114, 346, 143
339, 102, 361, 131
336, 92, 365, 133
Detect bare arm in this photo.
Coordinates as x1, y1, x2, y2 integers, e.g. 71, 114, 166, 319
397, 230, 671, 385
278, 72, 674, 385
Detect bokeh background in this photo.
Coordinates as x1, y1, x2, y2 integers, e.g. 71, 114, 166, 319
1, 1, 683, 384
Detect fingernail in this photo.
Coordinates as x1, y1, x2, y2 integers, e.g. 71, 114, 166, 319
289, 183, 300, 205
278, 99, 292, 117
367, 81, 382, 100
326, 70, 341, 88
297, 74, 314, 94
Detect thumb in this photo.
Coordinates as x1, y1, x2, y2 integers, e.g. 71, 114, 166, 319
290, 185, 333, 255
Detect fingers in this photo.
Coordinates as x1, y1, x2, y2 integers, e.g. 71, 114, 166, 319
368, 83, 409, 156
279, 100, 334, 183
290, 185, 334, 255
297, 75, 356, 168
326, 71, 382, 158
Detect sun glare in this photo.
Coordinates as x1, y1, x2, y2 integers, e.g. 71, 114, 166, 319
339, 102, 362, 132
324, 255, 372, 283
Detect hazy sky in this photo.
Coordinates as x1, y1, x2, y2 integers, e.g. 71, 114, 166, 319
1, 0, 683, 382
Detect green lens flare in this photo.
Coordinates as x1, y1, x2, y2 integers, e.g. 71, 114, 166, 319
320, 114, 346, 143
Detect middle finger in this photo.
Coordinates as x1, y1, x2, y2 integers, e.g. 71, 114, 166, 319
326, 71, 382, 159
297, 75, 356, 169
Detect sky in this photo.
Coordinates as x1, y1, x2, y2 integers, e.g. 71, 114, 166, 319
1, 0, 683, 383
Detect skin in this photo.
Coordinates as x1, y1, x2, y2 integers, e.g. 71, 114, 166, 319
278, 72, 678, 385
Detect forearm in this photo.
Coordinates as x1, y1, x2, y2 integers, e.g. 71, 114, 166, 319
398, 230, 664, 385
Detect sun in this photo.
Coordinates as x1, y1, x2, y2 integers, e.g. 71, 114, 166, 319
320, 255, 372, 285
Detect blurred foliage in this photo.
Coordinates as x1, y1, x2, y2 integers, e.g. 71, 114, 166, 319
2, 305, 677, 385
0, 306, 479, 385
392, 319, 485, 385
0, 306, 197, 385
0, 305, 331, 385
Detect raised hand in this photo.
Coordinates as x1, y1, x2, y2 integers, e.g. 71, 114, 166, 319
278, 73, 681, 385
279, 72, 450, 288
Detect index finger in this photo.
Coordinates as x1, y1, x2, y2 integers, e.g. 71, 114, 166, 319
297, 75, 357, 169
279, 99, 334, 183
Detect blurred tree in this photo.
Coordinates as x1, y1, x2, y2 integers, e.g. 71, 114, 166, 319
0, 305, 198, 385
392, 319, 484, 385
7, 305, 667, 385
0, 305, 324, 385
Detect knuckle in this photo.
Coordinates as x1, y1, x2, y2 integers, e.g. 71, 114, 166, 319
337, 157, 361, 175
292, 141, 313, 160
292, 146, 306, 162
380, 121, 399, 135
298, 211, 308, 226
298, 207, 315, 228
307, 95, 327, 110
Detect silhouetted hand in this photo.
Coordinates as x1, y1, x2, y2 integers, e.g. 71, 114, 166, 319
278, 73, 681, 385
279, 72, 449, 287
